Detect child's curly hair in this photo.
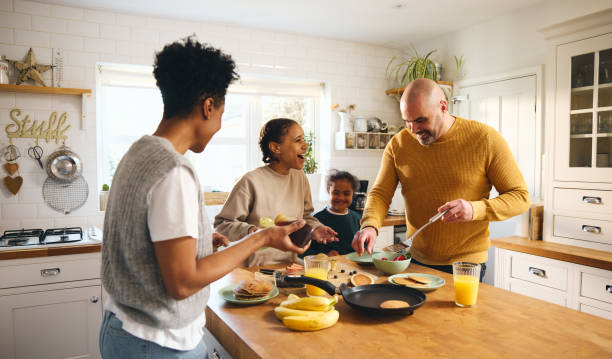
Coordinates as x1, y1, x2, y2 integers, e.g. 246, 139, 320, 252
326, 170, 359, 192
153, 35, 239, 119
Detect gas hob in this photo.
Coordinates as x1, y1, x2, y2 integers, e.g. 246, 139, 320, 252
0, 227, 102, 250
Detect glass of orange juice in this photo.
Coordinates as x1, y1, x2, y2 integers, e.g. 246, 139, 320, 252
304, 255, 330, 296
452, 261, 481, 307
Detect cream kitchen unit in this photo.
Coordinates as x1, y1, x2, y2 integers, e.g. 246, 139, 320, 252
0, 252, 102, 359
493, 237, 612, 320
542, 13, 612, 252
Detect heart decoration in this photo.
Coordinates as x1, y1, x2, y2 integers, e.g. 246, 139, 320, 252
4, 176, 23, 195
4, 162, 19, 176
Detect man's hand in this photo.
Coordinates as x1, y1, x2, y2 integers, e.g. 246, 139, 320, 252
438, 199, 473, 223
311, 225, 338, 244
212, 232, 230, 252
351, 226, 378, 255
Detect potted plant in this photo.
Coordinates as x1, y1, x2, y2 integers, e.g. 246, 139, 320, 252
99, 183, 110, 211
303, 131, 323, 201
386, 45, 438, 89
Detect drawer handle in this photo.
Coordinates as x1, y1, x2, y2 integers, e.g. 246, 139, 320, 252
40, 268, 60, 277
529, 267, 546, 277
582, 196, 602, 204
582, 225, 602, 234
91, 296, 99, 303
607, 285, 612, 294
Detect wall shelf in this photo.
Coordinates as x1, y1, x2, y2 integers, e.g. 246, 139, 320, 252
0, 84, 91, 95
0, 84, 92, 129
335, 131, 391, 150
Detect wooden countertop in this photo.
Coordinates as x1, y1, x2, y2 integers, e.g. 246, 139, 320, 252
491, 237, 612, 271
382, 214, 405, 227
0, 243, 101, 260
205, 257, 612, 358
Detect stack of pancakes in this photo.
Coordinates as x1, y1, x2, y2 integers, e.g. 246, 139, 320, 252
233, 279, 273, 300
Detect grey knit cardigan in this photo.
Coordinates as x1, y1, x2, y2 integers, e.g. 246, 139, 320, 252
102, 135, 211, 329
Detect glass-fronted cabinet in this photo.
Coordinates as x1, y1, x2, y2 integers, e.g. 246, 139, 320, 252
555, 32, 612, 182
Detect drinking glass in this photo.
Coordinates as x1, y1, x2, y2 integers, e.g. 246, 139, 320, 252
304, 255, 330, 297
452, 261, 481, 308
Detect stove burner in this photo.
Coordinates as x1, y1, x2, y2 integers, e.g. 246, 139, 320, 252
0, 227, 84, 247
42, 227, 83, 244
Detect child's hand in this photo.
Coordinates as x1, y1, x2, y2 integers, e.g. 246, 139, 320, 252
327, 250, 340, 257
311, 225, 338, 244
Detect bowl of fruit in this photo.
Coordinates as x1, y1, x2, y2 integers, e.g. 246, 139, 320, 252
372, 252, 411, 275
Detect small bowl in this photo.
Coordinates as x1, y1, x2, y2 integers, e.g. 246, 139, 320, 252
372, 252, 411, 275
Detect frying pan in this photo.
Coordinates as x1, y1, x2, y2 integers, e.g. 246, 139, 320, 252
282, 275, 426, 315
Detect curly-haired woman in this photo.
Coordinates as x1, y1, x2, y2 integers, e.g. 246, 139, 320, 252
214, 118, 338, 266
99, 37, 310, 359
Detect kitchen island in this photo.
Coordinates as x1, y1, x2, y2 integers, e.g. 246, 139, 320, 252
205, 256, 612, 358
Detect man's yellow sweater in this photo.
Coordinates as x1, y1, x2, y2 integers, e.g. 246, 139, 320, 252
361, 117, 529, 265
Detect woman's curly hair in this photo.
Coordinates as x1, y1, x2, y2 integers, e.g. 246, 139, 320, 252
259, 118, 298, 163
153, 36, 239, 119
326, 169, 359, 192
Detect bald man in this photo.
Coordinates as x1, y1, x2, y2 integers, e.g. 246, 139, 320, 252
352, 78, 529, 279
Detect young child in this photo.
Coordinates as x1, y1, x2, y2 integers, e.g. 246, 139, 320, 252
214, 118, 338, 266
304, 170, 361, 257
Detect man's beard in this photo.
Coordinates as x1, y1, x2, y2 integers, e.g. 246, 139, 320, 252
416, 131, 435, 145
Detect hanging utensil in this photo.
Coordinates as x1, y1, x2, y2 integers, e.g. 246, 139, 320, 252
42, 176, 89, 214
45, 144, 82, 182
28, 145, 44, 169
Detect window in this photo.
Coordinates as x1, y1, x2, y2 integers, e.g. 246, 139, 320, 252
97, 64, 322, 191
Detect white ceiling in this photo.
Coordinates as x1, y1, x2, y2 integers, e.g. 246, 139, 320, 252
35, 0, 546, 48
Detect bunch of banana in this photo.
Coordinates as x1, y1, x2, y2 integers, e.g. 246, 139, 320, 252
274, 294, 339, 331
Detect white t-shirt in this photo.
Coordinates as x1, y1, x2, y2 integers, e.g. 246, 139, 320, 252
105, 165, 205, 350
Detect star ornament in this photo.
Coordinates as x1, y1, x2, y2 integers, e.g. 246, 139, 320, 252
8, 48, 54, 87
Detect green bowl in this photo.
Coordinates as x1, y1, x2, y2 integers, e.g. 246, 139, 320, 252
372, 252, 411, 275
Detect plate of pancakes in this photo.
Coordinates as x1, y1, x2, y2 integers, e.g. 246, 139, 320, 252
219, 279, 279, 304
387, 273, 445, 292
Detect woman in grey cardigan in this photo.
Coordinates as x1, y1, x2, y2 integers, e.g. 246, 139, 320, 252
99, 36, 310, 359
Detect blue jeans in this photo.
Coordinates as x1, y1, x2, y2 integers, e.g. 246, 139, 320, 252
99, 310, 207, 359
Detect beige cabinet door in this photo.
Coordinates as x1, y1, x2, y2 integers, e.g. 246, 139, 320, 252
0, 285, 102, 359
555, 31, 612, 182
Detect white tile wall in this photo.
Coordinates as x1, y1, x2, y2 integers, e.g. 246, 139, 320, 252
0, 0, 402, 233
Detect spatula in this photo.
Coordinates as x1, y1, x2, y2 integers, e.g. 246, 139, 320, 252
395, 209, 449, 254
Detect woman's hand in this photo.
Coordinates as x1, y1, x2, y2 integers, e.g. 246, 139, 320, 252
311, 225, 338, 244
248, 226, 259, 234
257, 220, 310, 254
212, 232, 230, 252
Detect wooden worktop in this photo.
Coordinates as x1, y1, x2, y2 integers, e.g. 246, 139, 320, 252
382, 214, 405, 227
491, 237, 612, 271
205, 257, 612, 358
0, 243, 101, 260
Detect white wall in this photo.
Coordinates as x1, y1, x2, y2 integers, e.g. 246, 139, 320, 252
414, 0, 612, 82
0, 0, 401, 232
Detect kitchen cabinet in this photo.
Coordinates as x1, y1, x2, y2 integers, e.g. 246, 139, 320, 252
0, 253, 102, 359
543, 17, 612, 252
495, 248, 612, 320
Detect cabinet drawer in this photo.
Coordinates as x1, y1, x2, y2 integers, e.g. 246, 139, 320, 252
581, 272, 612, 305
0, 258, 101, 289
579, 303, 612, 320
509, 279, 567, 306
373, 226, 394, 252
510, 255, 568, 291
553, 215, 612, 245
553, 188, 612, 215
